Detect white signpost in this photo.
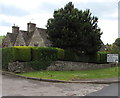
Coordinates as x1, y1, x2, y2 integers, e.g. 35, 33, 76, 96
107, 54, 119, 63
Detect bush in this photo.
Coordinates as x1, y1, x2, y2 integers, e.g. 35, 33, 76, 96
55, 48, 64, 60
2, 47, 15, 70
97, 51, 110, 64
13, 46, 31, 62
2, 46, 64, 70
31, 47, 58, 61
30, 47, 64, 70
63, 49, 94, 62
27, 60, 51, 70
64, 50, 79, 61
2, 46, 31, 70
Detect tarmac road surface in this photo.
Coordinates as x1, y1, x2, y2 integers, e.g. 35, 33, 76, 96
86, 83, 119, 96
1, 74, 108, 96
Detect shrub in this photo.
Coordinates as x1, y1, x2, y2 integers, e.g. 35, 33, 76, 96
31, 47, 58, 61
30, 47, 61, 70
55, 48, 64, 60
64, 50, 80, 61
2, 46, 31, 70
2, 47, 15, 70
2, 46, 64, 70
27, 60, 51, 70
13, 46, 31, 62
97, 51, 110, 64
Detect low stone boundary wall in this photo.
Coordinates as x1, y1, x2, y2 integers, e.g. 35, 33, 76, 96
8, 61, 34, 73
8, 61, 120, 73
47, 61, 119, 71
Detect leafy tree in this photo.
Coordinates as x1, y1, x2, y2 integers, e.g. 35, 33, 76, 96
113, 38, 120, 46
0, 35, 5, 46
109, 44, 120, 54
46, 2, 103, 55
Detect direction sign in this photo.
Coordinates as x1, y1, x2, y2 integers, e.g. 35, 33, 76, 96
107, 54, 119, 63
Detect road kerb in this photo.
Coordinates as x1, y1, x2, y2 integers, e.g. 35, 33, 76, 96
2, 71, 120, 84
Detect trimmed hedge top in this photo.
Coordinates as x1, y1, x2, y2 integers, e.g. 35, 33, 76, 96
13, 46, 31, 61
2, 46, 64, 70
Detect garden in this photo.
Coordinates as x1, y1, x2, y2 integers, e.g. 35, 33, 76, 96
1, 2, 120, 81
1, 46, 120, 81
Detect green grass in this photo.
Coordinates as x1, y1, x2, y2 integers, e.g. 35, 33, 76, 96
18, 67, 120, 81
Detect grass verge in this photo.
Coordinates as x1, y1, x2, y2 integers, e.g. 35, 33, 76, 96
17, 67, 120, 81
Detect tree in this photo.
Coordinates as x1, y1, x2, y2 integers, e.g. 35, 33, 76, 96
0, 35, 5, 47
46, 2, 103, 55
113, 38, 120, 46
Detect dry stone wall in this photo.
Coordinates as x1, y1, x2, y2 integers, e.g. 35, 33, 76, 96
8, 61, 34, 73
8, 61, 119, 73
47, 61, 119, 71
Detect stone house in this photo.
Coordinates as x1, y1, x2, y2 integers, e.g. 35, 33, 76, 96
2, 23, 51, 47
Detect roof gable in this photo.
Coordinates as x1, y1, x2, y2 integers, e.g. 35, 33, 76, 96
37, 28, 51, 46
29, 29, 45, 46
14, 31, 26, 46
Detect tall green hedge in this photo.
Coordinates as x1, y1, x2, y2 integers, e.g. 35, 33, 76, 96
64, 50, 80, 61
97, 51, 111, 64
2, 46, 31, 70
55, 48, 64, 60
63, 50, 96, 63
31, 47, 58, 61
2, 47, 14, 70
31, 47, 58, 70
2, 46, 64, 70
13, 46, 31, 62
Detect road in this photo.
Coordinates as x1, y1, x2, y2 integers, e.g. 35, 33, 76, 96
86, 83, 119, 96
1, 74, 108, 96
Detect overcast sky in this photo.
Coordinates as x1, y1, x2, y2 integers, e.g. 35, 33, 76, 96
0, 0, 119, 44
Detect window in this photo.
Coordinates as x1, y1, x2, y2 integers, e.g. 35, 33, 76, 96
34, 44, 38, 47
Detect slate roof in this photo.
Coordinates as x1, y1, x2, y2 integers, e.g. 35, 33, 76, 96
19, 30, 33, 46
37, 28, 51, 46
7, 32, 18, 45
3, 25, 51, 47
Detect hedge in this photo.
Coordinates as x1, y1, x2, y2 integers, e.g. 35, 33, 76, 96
64, 50, 80, 61
2, 46, 64, 70
31, 47, 58, 61
2, 46, 31, 70
63, 50, 120, 64
2, 47, 14, 70
31, 47, 57, 70
13, 46, 31, 62
55, 48, 64, 60
96, 51, 120, 64
63, 50, 96, 63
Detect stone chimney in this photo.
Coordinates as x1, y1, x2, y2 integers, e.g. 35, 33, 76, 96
27, 22, 36, 32
12, 25, 19, 33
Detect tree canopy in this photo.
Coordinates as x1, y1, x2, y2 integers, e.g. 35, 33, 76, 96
46, 2, 103, 55
113, 38, 120, 47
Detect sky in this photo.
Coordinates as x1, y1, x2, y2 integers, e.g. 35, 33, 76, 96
0, 0, 119, 44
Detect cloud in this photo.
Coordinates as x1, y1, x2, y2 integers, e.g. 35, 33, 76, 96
0, 3, 30, 16
98, 19, 118, 44
0, 26, 11, 35
37, 2, 60, 13
74, 2, 118, 19
0, 20, 12, 27
0, 0, 119, 44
